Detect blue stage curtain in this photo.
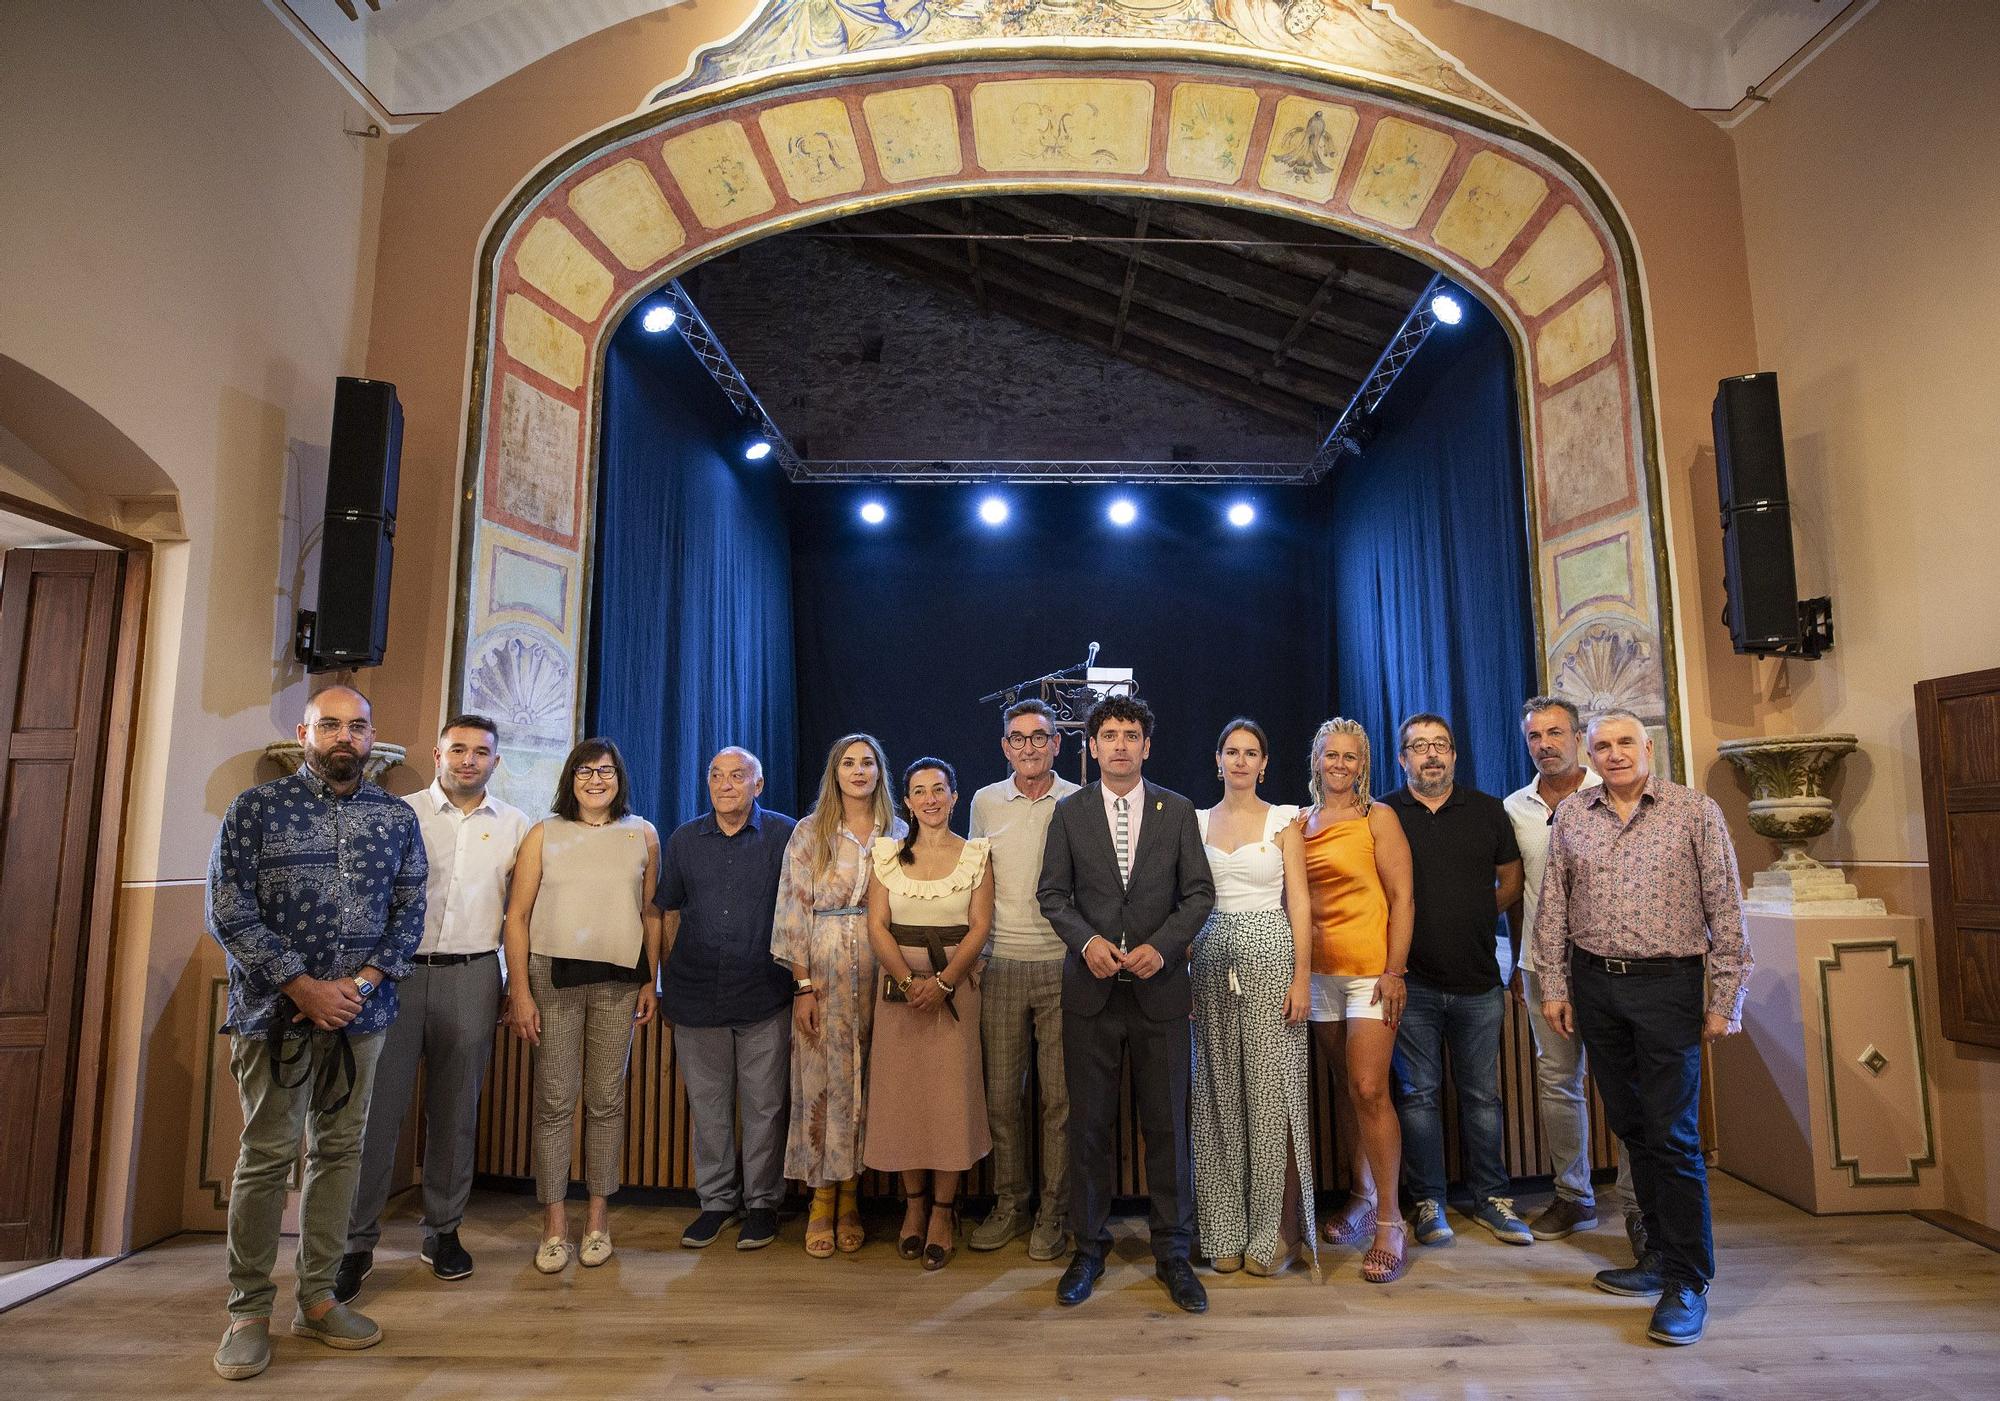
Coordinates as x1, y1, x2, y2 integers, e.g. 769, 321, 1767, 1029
589, 320, 799, 825
1328, 299, 1537, 802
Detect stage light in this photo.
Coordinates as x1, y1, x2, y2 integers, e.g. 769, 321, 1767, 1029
1430, 290, 1464, 326
858, 500, 887, 525
978, 496, 1009, 526
744, 438, 773, 462
1228, 501, 1256, 528
1107, 498, 1138, 527
641, 305, 677, 334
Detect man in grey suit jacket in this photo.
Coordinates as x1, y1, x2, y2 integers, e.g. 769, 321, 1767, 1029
1036, 694, 1216, 1313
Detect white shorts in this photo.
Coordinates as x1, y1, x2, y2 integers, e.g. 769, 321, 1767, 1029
1309, 972, 1385, 1023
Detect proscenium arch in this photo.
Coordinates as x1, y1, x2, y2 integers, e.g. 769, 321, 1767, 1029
454, 46, 1680, 813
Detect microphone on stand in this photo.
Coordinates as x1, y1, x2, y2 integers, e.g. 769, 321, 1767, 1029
1086, 640, 1099, 669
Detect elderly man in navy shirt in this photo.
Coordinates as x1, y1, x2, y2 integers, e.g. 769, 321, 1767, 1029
654, 746, 798, 1251
205, 685, 426, 1380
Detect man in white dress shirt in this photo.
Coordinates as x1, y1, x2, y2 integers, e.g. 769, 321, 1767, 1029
967, 699, 1079, 1259
336, 714, 529, 1299
1502, 696, 1635, 1251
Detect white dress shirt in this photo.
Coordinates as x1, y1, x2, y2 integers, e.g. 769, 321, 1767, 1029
1502, 768, 1600, 974
1100, 779, 1146, 881
405, 780, 531, 955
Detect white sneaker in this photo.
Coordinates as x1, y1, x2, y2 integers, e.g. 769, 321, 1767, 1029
534, 1236, 572, 1274
579, 1230, 614, 1267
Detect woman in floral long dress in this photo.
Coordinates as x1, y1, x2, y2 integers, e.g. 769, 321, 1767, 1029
772, 733, 904, 1257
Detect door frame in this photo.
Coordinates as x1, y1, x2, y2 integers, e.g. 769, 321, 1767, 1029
0, 489, 150, 1259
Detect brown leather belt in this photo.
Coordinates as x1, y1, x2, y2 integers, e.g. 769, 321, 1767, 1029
888, 922, 969, 1020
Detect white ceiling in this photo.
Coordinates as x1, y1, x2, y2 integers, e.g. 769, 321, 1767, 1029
268, 0, 1870, 126
0, 512, 114, 552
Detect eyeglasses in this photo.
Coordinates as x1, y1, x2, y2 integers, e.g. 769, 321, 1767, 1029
1004, 732, 1054, 749
311, 718, 373, 738
575, 764, 618, 780
1404, 739, 1453, 756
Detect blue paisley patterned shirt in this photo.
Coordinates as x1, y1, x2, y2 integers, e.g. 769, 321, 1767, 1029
205, 765, 428, 1038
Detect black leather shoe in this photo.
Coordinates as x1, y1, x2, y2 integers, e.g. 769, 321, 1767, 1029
1648, 1281, 1708, 1345
422, 1230, 473, 1281
332, 1250, 372, 1304
1594, 1250, 1666, 1297
1056, 1252, 1105, 1306
1156, 1258, 1209, 1314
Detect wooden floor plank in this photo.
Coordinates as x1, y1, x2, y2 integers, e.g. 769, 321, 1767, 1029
5, 1174, 1997, 1399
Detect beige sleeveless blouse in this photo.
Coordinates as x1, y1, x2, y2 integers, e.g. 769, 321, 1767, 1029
528, 815, 652, 966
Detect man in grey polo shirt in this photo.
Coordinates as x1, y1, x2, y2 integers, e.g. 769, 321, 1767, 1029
967, 699, 1079, 1259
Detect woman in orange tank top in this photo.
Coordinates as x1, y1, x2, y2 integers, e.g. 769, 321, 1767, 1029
1299, 717, 1414, 1282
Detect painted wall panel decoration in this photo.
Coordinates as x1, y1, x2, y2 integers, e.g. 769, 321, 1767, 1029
453, 10, 1681, 816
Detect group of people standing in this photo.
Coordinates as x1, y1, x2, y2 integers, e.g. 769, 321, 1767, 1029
204, 680, 1750, 1380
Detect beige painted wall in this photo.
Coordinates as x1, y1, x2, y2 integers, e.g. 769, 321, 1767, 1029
0, 0, 386, 1250
1731, 0, 2000, 1229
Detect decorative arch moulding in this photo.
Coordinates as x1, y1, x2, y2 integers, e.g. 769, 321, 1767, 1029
453, 20, 1678, 814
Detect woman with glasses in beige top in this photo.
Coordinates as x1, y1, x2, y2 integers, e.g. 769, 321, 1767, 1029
502, 738, 661, 1274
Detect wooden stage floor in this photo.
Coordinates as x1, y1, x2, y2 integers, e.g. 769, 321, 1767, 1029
6, 1172, 1998, 1399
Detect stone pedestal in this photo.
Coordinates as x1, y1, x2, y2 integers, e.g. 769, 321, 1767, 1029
1746, 862, 1887, 917
1712, 911, 1943, 1213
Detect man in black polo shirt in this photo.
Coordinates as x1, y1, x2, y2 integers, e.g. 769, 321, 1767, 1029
1383, 713, 1526, 1248
654, 747, 797, 1251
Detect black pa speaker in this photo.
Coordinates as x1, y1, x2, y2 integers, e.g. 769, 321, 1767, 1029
304, 377, 402, 670
1713, 373, 1803, 655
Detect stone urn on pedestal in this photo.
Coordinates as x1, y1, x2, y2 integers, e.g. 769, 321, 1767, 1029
1716, 733, 1884, 915
261, 740, 407, 785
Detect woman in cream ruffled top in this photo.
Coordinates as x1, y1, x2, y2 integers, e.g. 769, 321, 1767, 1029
863, 756, 994, 1271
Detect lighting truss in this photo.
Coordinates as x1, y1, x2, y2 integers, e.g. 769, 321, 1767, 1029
1304, 272, 1449, 483
656, 281, 801, 474
791, 459, 1312, 484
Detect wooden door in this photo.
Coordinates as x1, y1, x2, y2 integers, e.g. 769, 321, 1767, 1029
1915, 666, 2000, 1049
0, 548, 124, 1260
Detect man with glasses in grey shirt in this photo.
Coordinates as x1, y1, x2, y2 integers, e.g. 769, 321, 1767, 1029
967, 699, 1079, 1259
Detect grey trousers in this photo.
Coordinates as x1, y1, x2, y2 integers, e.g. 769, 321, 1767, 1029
980, 955, 1069, 1222
226, 1029, 385, 1319
346, 955, 501, 1251
1524, 969, 1635, 1213
529, 955, 642, 1204
674, 1006, 792, 1212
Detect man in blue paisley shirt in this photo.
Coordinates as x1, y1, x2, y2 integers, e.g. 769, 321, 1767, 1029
205, 685, 426, 1381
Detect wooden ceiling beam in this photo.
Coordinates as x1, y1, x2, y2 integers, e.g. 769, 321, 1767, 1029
958, 198, 989, 316
1111, 206, 1149, 354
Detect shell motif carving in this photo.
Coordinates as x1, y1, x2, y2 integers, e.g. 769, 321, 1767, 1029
1552, 621, 1664, 720
466, 630, 575, 747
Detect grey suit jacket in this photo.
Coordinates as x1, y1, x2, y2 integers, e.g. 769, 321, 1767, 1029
1035, 780, 1215, 1019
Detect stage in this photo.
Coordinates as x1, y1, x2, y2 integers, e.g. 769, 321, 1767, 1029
9, 1174, 1997, 1398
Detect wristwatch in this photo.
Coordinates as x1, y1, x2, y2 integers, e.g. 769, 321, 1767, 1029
354, 976, 377, 999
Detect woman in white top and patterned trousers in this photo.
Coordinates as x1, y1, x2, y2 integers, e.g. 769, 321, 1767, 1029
1190, 718, 1319, 1279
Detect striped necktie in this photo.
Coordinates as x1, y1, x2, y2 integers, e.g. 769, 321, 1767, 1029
1115, 795, 1131, 886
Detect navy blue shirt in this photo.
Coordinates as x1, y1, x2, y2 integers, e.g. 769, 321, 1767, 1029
653, 803, 797, 1028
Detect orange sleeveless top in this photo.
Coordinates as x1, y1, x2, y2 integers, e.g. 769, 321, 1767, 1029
1301, 812, 1390, 976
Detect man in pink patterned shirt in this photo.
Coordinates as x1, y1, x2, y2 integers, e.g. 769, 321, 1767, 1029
1533, 709, 1750, 1348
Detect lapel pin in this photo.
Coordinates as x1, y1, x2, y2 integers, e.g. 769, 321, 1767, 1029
1154, 800, 1163, 812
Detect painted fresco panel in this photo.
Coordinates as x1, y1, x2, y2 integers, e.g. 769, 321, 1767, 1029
500, 293, 586, 391
1347, 116, 1456, 230
969, 79, 1154, 175
1432, 150, 1548, 270
568, 159, 687, 271
484, 529, 573, 633
1505, 204, 1604, 317
1554, 530, 1636, 620
760, 98, 868, 202
1166, 82, 1260, 184
1256, 97, 1358, 204
861, 86, 963, 184
513, 217, 615, 322
1536, 282, 1617, 386
662, 121, 778, 228
1538, 364, 1631, 535
493, 374, 581, 542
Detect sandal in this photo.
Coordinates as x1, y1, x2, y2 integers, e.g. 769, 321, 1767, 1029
1322, 1195, 1378, 1247
1361, 1218, 1409, 1284
922, 1199, 959, 1272
898, 1190, 931, 1261
805, 1185, 837, 1259
835, 1179, 865, 1254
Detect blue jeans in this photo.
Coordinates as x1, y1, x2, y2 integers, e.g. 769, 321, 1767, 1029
1391, 977, 1508, 1207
